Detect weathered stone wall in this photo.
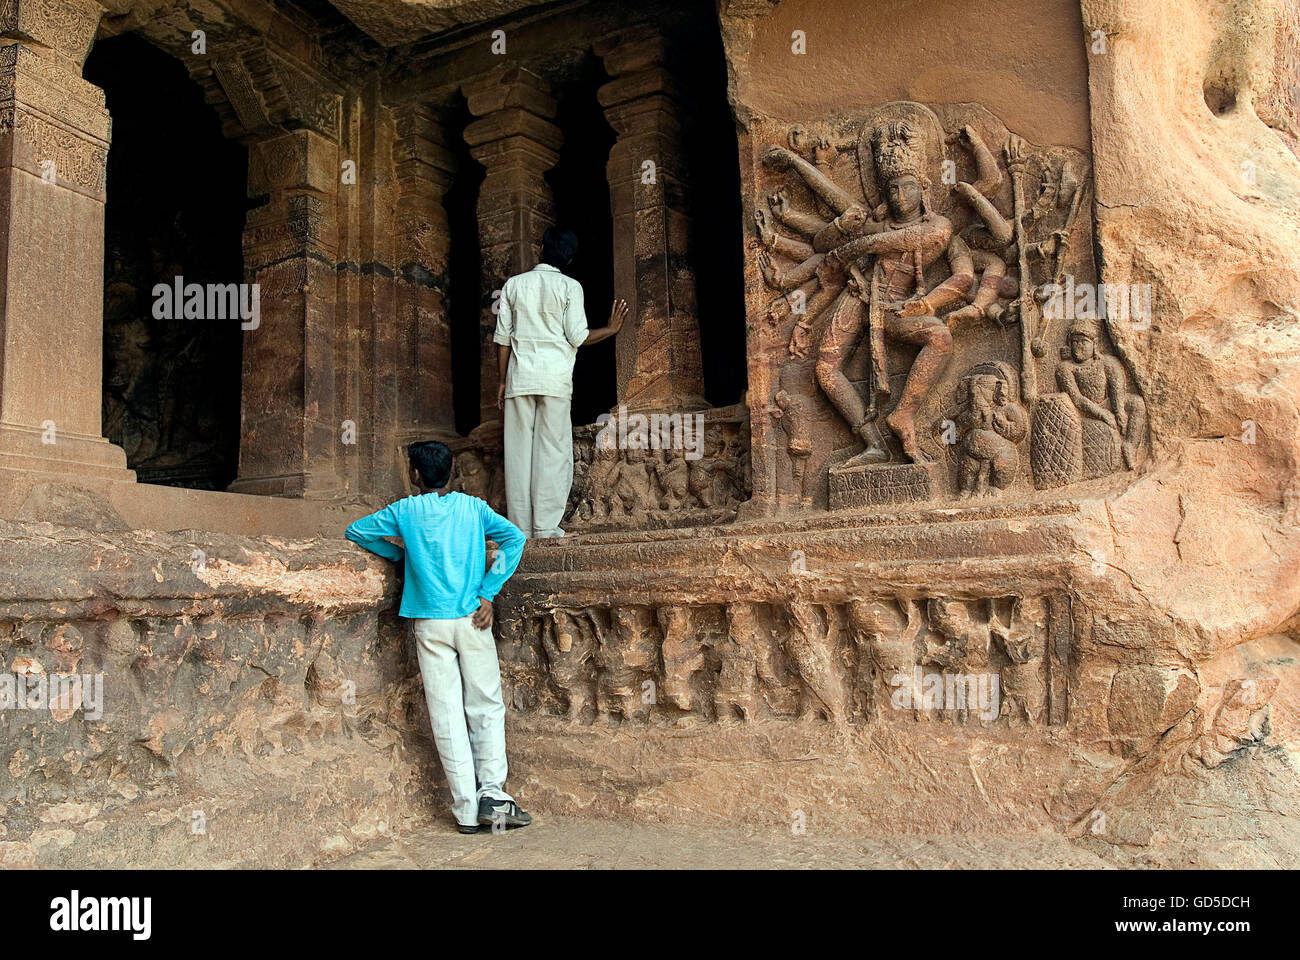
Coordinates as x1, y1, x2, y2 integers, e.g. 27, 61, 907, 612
1078, 0, 1300, 649
0, 518, 442, 867
493, 499, 1300, 862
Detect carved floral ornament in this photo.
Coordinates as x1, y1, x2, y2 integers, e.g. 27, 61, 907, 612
0, 106, 107, 192
0, 0, 103, 63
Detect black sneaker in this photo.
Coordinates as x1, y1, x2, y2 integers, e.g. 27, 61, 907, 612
457, 823, 482, 835
478, 797, 532, 829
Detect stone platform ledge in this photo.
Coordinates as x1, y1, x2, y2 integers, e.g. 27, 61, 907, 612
513, 497, 1101, 597
510, 460, 1299, 667
0, 520, 440, 868
0, 519, 400, 620
0, 474, 385, 540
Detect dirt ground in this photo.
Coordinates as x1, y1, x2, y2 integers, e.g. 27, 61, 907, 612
318, 816, 1117, 869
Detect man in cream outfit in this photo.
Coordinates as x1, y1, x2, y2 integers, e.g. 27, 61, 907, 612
493, 228, 626, 538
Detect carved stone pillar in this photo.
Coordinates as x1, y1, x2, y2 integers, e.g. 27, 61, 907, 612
148, 31, 348, 499
394, 103, 458, 446
597, 29, 707, 411
0, 0, 132, 481
228, 128, 343, 498
463, 67, 562, 429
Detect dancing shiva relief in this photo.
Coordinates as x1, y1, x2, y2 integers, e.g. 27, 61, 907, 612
751, 101, 1149, 510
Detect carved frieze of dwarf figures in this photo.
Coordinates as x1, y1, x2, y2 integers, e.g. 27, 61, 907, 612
657, 605, 704, 712
654, 448, 691, 510
567, 416, 749, 529
688, 426, 732, 509
988, 596, 1048, 725
714, 602, 764, 721
783, 601, 848, 721
540, 608, 598, 722
949, 360, 1029, 497
602, 605, 660, 721
847, 597, 923, 721
508, 594, 1060, 728
717, 601, 799, 719
581, 441, 620, 520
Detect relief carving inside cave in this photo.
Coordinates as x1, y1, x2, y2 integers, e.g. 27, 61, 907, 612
499, 593, 1069, 728
448, 406, 753, 532
753, 100, 1149, 510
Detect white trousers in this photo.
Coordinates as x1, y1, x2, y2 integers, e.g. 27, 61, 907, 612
504, 394, 572, 538
412, 615, 513, 827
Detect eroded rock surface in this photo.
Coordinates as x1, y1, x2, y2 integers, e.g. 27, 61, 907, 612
0, 521, 444, 867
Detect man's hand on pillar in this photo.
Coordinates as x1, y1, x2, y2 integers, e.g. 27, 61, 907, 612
608, 298, 628, 333
582, 299, 629, 346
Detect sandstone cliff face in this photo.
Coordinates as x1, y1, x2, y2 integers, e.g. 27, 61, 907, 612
1080, 0, 1300, 651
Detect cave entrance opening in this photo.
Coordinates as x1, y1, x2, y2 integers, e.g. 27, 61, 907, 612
85, 32, 250, 490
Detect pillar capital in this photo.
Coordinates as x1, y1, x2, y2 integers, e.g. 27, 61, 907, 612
0, 0, 103, 68
0, 42, 109, 200
462, 66, 556, 120
394, 102, 457, 192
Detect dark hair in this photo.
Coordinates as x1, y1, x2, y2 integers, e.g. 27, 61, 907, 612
408, 441, 453, 489
541, 227, 579, 269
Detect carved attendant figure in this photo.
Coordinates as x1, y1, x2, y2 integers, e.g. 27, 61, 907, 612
688, 426, 729, 508
612, 446, 652, 518
1056, 318, 1146, 473
585, 442, 620, 519
448, 450, 491, 501
953, 361, 1029, 497
946, 128, 1021, 327
655, 447, 690, 510
772, 390, 814, 506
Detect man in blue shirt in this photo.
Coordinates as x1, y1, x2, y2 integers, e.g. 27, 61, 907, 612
346, 440, 529, 834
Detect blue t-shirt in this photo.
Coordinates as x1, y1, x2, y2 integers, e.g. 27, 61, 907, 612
345, 492, 525, 620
